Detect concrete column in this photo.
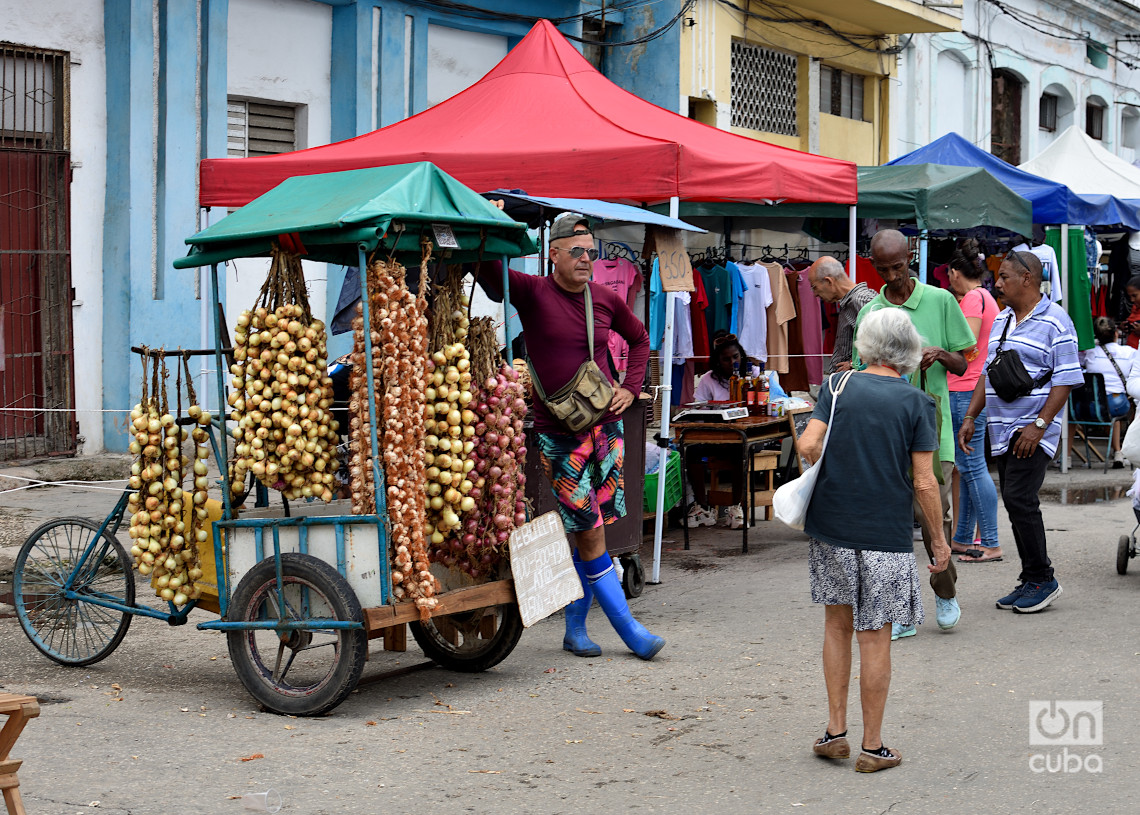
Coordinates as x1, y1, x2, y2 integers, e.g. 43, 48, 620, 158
807, 57, 820, 155
102, 0, 156, 451
331, 0, 375, 141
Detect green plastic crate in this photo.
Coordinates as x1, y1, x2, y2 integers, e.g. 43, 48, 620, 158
643, 449, 682, 515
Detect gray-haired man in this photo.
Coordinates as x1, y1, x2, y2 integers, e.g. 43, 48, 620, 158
807, 256, 876, 374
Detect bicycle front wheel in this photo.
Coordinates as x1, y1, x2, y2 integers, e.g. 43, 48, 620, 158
14, 517, 135, 666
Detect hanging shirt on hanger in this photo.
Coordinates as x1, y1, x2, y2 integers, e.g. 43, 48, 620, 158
699, 263, 735, 344
764, 262, 797, 374
673, 290, 695, 363
795, 268, 825, 385
690, 269, 710, 362
726, 261, 748, 336
592, 257, 642, 372
736, 262, 774, 363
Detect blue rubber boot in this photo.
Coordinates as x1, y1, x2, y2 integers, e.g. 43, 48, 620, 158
563, 554, 602, 657
583, 553, 665, 660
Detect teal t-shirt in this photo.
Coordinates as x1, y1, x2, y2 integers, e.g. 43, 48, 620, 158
852, 280, 976, 462
804, 373, 938, 552
700, 264, 734, 341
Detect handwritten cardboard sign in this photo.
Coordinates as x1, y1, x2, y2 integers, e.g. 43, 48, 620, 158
655, 227, 694, 293
508, 512, 582, 628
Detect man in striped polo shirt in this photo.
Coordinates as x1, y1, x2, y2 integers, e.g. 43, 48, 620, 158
957, 251, 1082, 613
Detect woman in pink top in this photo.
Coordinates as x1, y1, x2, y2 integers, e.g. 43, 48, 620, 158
947, 239, 1001, 563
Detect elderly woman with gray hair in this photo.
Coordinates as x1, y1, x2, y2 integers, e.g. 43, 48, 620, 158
796, 307, 951, 773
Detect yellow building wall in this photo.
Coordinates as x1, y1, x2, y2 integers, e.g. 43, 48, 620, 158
819, 114, 876, 164
680, 0, 895, 164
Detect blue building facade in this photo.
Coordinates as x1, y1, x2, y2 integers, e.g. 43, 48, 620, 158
86, 0, 681, 451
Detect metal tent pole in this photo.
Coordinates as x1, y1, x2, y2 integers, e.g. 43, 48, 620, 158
650, 197, 681, 585
1060, 224, 1070, 474
918, 229, 929, 284
848, 205, 857, 282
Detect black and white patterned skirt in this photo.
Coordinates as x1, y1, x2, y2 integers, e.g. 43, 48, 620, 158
808, 539, 924, 631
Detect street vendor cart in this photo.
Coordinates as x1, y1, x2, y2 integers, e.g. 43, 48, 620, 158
11, 163, 539, 716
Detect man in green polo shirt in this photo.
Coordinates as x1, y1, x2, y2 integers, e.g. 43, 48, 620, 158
853, 229, 975, 637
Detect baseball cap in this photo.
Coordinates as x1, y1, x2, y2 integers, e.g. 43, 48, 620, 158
549, 212, 593, 242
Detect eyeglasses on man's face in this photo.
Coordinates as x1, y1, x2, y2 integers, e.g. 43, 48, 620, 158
554, 246, 599, 261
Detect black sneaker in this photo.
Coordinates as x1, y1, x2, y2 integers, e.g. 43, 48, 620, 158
996, 583, 1027, 610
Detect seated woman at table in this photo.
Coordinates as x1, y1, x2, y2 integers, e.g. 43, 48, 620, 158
1079, 316, 1135, 467
797, 307, 949, 772
686, 332, 753, 530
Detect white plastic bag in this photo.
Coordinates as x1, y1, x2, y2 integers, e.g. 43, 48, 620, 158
773, 461, 822, 530
1122, 418, 1140, 465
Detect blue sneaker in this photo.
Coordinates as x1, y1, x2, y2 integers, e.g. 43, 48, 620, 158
1012, 580, 1062, 614
996, 583, 1027, 610
890, 623, 915, 641
935, 597, 961, 630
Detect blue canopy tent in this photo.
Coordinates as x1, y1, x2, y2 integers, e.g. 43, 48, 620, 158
887, 132, 1140, 229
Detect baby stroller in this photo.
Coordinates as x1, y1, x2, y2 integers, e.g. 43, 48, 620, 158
1119, 470, 1140, 575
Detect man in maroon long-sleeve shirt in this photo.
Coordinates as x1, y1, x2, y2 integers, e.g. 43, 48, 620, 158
486, 212, 662, 660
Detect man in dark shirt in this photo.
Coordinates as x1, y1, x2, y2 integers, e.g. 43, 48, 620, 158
485, 212, 662, 660
807, 256, 876, 374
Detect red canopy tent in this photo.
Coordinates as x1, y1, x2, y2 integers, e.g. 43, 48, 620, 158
199, 20, 856, 208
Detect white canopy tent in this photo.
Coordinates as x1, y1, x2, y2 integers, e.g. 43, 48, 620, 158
1020, 126, 1140, 199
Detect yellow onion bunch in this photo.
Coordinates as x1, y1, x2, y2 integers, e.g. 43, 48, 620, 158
124, 357, 202, 606
423, 271, 477, 547
228, 249, 338, 502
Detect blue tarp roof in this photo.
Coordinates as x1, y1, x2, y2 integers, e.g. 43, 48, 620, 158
886, 132, 1140, 229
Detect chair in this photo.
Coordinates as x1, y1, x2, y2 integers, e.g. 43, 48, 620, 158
0, 693, 39, 815
1069, 373, 1119, 473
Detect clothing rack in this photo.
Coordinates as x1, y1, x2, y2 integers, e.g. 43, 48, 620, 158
737, 244, 850, 265
601, 240, 639, 262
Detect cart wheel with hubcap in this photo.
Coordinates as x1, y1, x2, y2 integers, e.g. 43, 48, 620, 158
226, 553, 366, 716
621, 554, 645, 599
410, 601, 523, 672
1118, 535, 1132, 576
13, 518, 135, 666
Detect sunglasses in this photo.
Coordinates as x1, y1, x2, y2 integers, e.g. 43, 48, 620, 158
713, 333, 738, 349
1005, 250, 1031, 274
555, 246, 599, 261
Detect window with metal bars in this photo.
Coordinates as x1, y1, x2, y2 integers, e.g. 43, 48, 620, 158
819, 66, 865, 121
730, 40, 798, 137
227, 99, 297, 157
0, 44, 68, 150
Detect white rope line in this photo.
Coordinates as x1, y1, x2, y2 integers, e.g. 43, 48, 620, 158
0, 474, 129, 497
0, 408, 134, 413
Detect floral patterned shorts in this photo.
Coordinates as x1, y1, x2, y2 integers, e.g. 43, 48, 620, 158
808, 539, 924, 631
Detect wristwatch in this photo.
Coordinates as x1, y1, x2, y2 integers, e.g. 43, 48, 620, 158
1033, 417, 1047, 429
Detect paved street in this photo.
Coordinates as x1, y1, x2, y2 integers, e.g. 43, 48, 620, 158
1, 465, 1137, 814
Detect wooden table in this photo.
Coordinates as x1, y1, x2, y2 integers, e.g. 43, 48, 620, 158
673, 414, 796, 553
0, 694, 39, 815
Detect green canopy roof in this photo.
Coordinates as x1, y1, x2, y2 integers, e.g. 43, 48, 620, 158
173, 162, 537, 269
653, 164, 1034, 236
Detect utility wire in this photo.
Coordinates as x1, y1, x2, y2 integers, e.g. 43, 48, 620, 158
404, 0, 691, 47
714, 0, 908, 55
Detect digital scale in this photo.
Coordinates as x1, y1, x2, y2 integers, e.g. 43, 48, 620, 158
673, 404, 750, 423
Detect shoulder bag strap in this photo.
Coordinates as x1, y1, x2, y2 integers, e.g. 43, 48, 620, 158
815, 370, 853, 464
526, 285, 597, 403
995, 314, 1013, 352
1100, 340, 1127, 392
